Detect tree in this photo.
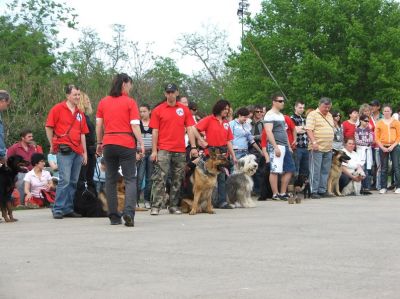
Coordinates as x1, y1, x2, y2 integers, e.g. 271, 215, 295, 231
225, 0, 400, 112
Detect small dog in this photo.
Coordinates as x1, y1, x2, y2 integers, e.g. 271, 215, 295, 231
341, 168, 365, 196
226, 154, 258, 208
181, 149, 229, 215
293, 174, 311, 202
327, 149, 351, 196
0, 155, 28, 222
74, 183, 108, 217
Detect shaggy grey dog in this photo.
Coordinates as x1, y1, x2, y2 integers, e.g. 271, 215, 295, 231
226, 154, 258, 208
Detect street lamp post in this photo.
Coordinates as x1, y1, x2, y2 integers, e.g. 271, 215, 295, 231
237, 0, 250, 49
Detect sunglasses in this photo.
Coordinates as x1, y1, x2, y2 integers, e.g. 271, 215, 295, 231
191, 108, 197, 111
254, 110, 263, 113
274, 100, 285, 103
361, 119, 369, 122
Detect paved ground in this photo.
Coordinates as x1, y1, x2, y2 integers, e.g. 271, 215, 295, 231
2, 193, 400, 299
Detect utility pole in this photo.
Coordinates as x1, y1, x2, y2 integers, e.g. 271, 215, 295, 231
237, 0, 250, 50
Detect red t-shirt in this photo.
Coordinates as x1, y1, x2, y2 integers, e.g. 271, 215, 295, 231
261, 128, 268, 148
342, 120, 357, 140
284, 115, 296, 149
46, 101, 89, 154
150, 101, 195, 152
196, 115, 233, 147
96, 94, 140, 149
7, 142, 43, 170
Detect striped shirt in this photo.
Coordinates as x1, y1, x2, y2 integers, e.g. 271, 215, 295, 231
306, 109, 334, 152
138, 121, 152, 151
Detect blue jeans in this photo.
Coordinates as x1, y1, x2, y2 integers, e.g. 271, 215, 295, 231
295, 147, 309, 176
212, 171, 227, 208
309, 150, 332, 194
136, 152, 153, 203
53, 152, 83, 216
373, 148, 381, 190
103, 145, 137, 218
380, 146, 400, 189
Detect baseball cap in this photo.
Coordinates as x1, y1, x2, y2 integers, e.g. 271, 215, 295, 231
370, 100, 380, 106
165, 83, 178, 92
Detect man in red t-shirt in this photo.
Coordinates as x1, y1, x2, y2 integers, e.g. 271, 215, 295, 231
45, 84, 89, 219
149, 83, 197, 215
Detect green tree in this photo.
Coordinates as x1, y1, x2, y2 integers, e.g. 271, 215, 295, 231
226, 0, 400, 112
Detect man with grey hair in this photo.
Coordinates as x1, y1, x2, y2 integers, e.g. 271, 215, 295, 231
0, 90, 11, 165
306, 97, 335, 198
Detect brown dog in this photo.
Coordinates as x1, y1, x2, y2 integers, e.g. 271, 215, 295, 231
327, 149, 351, 196
182, 149, 228, 215
98, 175, 147, 213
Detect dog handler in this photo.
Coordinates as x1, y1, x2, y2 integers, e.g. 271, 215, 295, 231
96, 73, 144, 226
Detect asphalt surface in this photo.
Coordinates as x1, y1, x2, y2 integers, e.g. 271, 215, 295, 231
1, 192, 400, 299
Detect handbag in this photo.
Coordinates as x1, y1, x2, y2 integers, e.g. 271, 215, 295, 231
59, 144, 72, 155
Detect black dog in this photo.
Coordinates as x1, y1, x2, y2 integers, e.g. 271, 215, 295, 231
294, 174, 311, 199
0, 155, 28, 222
74, 183, 107, 217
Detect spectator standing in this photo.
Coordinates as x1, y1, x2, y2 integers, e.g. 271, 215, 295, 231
264, 94, 296, 200
306, 97, 335, 199
0, 90, 10, 165
45, 84, 88, 219
96, 73, 144, 226
149, 83, 197, 215
355, 114, 374, 192
342, 108, 359, 140
291, 101, 309, 176
374, 105, 400, 194
194, 99, 236, 209
370, 100, 383, 190
136, 103, 153, 209
332, 111, 344, 150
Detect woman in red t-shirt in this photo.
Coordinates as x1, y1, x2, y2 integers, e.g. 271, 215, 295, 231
342, 108, 359, 140
96, 73, 144, 227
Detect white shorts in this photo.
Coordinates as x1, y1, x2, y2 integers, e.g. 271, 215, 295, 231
267, 144, 285, 174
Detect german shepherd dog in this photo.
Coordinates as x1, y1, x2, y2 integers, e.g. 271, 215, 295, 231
327, 149, 351, 196
180, 149, 229, 215
0, 155, 28, 222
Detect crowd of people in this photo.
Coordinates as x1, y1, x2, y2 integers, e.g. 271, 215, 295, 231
1, 75, 400, 227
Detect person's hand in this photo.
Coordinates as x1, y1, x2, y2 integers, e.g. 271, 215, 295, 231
150, 151, 158, 162
190, 148, 198, 158
136, 152, 142, 160
49, 145, 54, 154
388, 145, 395, 152
96, 144, 103, 156
232, 156, 238, 165
25, 192, 32, 201
289, 146, 294, 153
274, 146, 281, 157
199, 139, 208, 148
352, 175, 362, 182
82, 152, 88, 165
312, 142, 319, 151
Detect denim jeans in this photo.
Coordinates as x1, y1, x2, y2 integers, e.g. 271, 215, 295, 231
380, 146, 400, 189
53, 152, 83, 216
212, 171, 227, 208
103, 145, 137, 218
295, 147, 309, 176
309, 150, 332, 194
373, 148, 381, 190
136, 151, 153, 203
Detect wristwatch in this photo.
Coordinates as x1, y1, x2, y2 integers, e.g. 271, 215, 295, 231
312, 141, 317, 145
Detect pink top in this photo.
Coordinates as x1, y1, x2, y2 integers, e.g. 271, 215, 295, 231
24, 169, 52, 197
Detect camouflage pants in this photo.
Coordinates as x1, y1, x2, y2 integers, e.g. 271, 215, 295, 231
151, 150, 186, 208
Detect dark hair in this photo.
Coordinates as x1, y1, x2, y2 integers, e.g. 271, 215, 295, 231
271, 93, 284, 102
358, 114, 369, 127
236, 107, 250, 118
347, 108, 358, 116
0, 91, 10, 101
212, 99, 231, 116
188, 101, 198, 111
331, 110, 341, 125
253, 104, 263, 111
247, 105, 255, 113
65, 84, 79, 95
31, 153, 45, 167
139, 103, 151, 111
295, 100, 305, 107
109, 73, 133, 97
20, 129, 32, 138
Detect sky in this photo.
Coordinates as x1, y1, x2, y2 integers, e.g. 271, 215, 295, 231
0, 0, 262, 74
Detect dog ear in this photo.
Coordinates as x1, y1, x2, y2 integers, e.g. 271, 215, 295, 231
238, 158, 245, 169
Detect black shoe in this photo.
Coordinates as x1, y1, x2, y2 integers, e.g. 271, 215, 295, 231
123, 214, 134, 227
311, 193, 321, 199
361, 191, 372, 195
278, 193, 289, 201
110, 215, 122, 225
319, 192, 334, 198
64, 212, 82, 218
257, 197, 267, 201
53, 213, 63, 219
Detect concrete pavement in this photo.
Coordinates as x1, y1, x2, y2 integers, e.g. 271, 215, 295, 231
1, 193, 400, 298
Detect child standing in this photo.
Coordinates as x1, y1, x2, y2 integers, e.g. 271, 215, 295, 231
355, 114, 374, 192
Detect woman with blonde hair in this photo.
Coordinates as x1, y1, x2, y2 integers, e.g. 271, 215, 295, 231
77, 92, 97, 190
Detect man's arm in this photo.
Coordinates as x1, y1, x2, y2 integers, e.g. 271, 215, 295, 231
45, 127, 54, 154
187, 126, 199, 158
81, 134, 87, 165
95, 118, 104, 156
306, 129, 319, 151
131, 124, 144, 154
265, 123, 282, 157
151, 129, 159, 162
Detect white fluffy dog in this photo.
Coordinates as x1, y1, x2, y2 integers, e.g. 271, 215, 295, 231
341, 168, 365, 196
226, 154, 258, 208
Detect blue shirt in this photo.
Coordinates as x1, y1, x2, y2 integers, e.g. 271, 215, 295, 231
0, 113, 5, 158
229, 119, 255, 150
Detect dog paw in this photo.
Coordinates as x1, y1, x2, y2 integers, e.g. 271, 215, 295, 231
207, 209, 215, 214
189, 210, 197, 215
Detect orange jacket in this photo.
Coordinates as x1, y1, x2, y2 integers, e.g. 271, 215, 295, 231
374, 119, 400, 146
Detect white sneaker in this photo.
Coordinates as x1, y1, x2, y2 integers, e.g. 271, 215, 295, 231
379, 188, 387, 194
395, 188, 400, 194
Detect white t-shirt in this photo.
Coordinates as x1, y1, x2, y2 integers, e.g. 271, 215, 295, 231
24, 169, 52, 197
